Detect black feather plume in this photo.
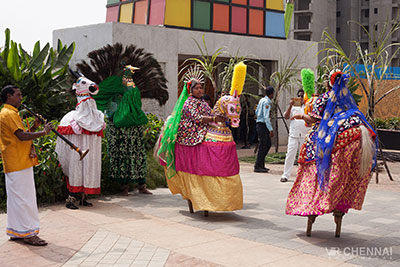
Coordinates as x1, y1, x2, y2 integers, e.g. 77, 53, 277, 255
76, 43, 169, 105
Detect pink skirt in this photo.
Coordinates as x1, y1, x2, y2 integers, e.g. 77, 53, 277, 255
175, 141, 239, 177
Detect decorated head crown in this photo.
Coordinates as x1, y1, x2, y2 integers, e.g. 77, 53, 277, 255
328, 69, 343, 87
184, 64, 204, 92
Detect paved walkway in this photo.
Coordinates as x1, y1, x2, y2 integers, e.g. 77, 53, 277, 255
0, 150, 399, 266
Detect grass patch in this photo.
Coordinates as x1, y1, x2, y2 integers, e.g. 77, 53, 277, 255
239, 152, 287, 164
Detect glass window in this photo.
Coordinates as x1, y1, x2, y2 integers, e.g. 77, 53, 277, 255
249, 9, 264, 35
213, 3, 230, 32
193, 0, 211, 30
232, 6, 247, 34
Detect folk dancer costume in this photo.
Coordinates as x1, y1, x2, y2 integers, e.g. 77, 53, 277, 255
55, 74, 105, 208
158, 63, 246, 213
95, 66, 149, 191
285, 71, 377, 236
76, 43, 169, 194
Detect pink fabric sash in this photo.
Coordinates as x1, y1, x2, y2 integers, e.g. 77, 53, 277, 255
175, 141, 239, 177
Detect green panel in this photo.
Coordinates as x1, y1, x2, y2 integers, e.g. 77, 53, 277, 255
193, 1, 211, 30
107, 0, 120, 5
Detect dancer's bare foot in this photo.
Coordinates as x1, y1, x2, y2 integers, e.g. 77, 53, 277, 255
138, 184, 153, 195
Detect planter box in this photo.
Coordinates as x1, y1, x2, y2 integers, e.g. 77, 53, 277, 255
377, 129, 400, 150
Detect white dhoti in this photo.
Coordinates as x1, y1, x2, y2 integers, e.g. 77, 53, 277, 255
5, 167, 40, 238
55, 134, 102, 195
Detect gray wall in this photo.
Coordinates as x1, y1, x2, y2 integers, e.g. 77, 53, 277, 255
54, 22, 319, 145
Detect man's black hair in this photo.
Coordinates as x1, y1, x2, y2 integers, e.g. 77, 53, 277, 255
297, 89, 304, 96
265, 86, 275, 97
1, 85, 18, 104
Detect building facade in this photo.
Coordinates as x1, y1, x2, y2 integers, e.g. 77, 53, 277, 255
54, 0, 320, 144
291, 0, 400, 66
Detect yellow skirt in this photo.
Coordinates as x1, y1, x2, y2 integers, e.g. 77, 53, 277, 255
166, 170, 243, 212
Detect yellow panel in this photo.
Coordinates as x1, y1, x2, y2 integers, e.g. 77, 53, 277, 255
120, 3, 133, 23
165, 0, 191, 27
266, 0, 284, 11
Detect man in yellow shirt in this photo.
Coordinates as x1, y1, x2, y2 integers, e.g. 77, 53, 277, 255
0, 85, 51, 246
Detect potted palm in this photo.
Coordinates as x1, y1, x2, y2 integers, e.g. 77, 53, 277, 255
375, 118, 400, 150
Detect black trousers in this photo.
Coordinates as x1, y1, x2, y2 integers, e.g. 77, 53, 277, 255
255, 122, 271, 169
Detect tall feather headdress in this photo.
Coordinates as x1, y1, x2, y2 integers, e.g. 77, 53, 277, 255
230, 62, 247, 96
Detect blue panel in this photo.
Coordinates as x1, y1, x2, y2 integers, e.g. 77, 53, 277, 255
265, 11, 285, 38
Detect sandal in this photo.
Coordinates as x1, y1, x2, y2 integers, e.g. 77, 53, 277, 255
9, 237, 20, 241
24, 236, 48, 246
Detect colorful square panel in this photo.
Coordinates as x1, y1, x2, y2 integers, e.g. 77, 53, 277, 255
106, 6, 119, 22
265, 11, 285, 38
213, 3, 229, 32
149, 0, 165, 25
193, 1, 211, 30
134, 0, 148, 25
249, 9, 263, 35
232, 0, 247, 5
231, 6, 247, 34
249, 0, 264, 8
119, 3, 133, 23
107, 0, 119, 5
165, 0, 191, 28
266, 0, 284, 11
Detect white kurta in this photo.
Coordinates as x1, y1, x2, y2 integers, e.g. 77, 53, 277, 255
55, 96, 104, 194
6, 167, 40, 238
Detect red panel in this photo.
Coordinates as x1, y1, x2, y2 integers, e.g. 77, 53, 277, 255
231, 6, 247, 34
134, 0, 148, 24
249, 9, 263, 35
232, 0, 247, 5
106, 6, 119, 22
213, 4, 229, 32
249, 0, 264, 7
149, 0, 165, 25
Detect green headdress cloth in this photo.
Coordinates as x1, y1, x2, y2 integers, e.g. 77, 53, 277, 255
157, 83, 189, 179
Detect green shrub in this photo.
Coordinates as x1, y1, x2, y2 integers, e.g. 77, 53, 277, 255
1, 113, 166, 212
375, 117, 400, 130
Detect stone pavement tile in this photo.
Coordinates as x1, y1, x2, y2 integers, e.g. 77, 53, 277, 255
164, 252, 222, 267
341, 224, 372, 233
259, 253, 354, 267
369, 218, 399, 224
346, 256, 396, 267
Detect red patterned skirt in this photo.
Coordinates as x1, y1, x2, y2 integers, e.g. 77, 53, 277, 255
286, 128, 371, 216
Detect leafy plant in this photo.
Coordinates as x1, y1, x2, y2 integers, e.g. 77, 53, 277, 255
0, 28, 75, 120
320, 19, 400, 127
0, 113, 167, 211
374, 117, 400, 130
179, 34, 225, 91
143, 113, 164, 151
268, 56, 299, 152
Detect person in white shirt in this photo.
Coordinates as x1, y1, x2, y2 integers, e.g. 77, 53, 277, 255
280, 89, 310, 182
